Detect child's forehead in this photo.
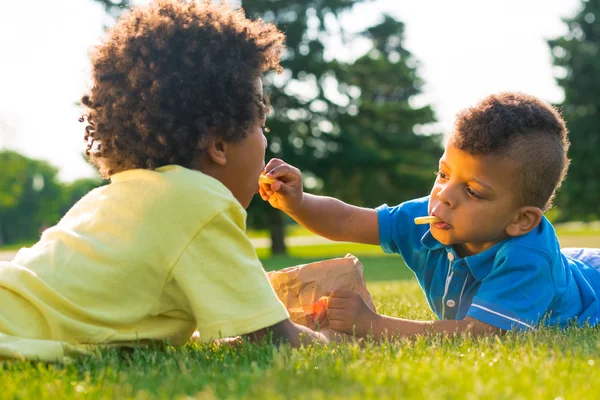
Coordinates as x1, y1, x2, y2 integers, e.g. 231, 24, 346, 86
442, 143, 513, 164
440, 145, 519, 185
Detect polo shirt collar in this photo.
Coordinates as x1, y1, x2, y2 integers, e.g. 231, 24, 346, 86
421, 230, 445, 251
462, 239, 509, 281
421, 230, 509, 281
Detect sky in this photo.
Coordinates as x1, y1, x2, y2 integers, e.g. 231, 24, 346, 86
0, 0, 581, 182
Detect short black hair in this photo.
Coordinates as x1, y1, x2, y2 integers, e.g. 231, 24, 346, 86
450, 92, 570, 210
81, 0, 284, 178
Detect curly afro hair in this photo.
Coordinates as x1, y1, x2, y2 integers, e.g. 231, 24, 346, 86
449, 92, 570, 211
81, 0, 284, 178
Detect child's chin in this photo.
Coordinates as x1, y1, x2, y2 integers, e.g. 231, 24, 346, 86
431, 231, 454, 246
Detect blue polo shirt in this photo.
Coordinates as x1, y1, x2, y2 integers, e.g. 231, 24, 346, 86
377, 196, 600, 331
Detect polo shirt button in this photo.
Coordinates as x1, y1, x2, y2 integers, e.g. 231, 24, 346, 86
447, 252, 455, 261
446, 299, 456, 308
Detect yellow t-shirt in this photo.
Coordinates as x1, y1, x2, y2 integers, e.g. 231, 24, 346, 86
0, 165, 288, 361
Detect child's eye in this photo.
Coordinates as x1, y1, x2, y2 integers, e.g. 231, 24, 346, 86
466, 187, 483, 199
435, 171, 448, 180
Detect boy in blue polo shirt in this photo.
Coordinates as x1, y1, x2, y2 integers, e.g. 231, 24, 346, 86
259, 92, 600, 337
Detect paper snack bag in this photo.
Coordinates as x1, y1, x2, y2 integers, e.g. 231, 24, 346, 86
266, 254, 376, 328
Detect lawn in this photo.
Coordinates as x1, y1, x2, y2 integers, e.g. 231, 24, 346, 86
2, 241, 600, 399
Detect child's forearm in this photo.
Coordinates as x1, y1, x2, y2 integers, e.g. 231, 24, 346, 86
287, 194, 351, 240
287, 193, 379, 244
371, 315, 500, 339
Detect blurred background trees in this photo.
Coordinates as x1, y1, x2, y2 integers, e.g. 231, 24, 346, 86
549, 0, 600, 222
0, 151, 102, 246
1, 0, 598, 251
239, 1, 441, 254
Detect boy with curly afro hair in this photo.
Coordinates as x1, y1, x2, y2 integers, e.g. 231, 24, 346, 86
0, 0, 327, 362
261, 92, 600, 338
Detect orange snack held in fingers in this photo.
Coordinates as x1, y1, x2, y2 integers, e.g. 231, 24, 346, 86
414, 216, 441, 225
258, 174, 276, 185
302, 296, 329, 324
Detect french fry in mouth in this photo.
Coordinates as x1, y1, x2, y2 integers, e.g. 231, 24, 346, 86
414, 216, 441, 225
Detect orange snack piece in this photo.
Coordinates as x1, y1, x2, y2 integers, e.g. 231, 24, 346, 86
258, 174, 276, 185
302, 296, 329, 324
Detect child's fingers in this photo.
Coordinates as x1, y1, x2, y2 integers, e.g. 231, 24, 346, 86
259, 184, 270, 200
326, 308, 344, 321
330, 288, 354, 299
270, 180, 282, 192
264, 158, 286, 174
265, 164, 301, 182
327, 297, 347, 309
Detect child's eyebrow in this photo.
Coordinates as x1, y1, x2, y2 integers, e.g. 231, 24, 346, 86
440, 161, 497, 194
469, 178, 496, 194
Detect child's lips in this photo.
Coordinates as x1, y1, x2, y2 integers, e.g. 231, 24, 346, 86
433, 221, 452, 230
430, 211, 451, 229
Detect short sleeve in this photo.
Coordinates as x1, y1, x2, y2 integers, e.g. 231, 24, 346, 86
467, 248, 555, 331
376, 197, 430, 268
169, 206, 289, 341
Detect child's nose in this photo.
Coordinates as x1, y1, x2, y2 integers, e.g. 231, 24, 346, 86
437, 185, 456, 208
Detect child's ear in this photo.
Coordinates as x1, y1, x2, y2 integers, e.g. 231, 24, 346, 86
205, 136, 228, 166
505, 206, 543, 237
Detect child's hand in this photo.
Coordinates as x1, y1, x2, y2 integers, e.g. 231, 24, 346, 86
327, 289, 380, 337
259, 158, 304, 214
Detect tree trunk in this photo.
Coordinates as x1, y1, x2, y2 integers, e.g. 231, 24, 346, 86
269, 210, 287, 255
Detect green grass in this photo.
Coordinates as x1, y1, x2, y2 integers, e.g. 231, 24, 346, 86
246, 224, 314, 239
3, 326, 600, 399
2, 279, 600, 399
3, 242, 600, 398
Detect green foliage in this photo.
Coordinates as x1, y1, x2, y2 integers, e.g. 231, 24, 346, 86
59, 177, 107, 216
0, 151, 63, 245
242, 2, 441, 207
320, 15, 441, 206
548, 0, 600, 221
0, 151, 103, 246
242, 2, 441, 253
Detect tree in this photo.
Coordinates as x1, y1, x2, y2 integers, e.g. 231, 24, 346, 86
548, 0, 600, 221
0, 151, 104, 247
320, 15, 441, 206
0, 151, 64, 245
243, 3, 441, 253
93, 0, 442, 254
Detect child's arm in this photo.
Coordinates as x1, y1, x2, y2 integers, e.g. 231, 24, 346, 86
260, 159, 379, 245
327, 289, 501, 339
